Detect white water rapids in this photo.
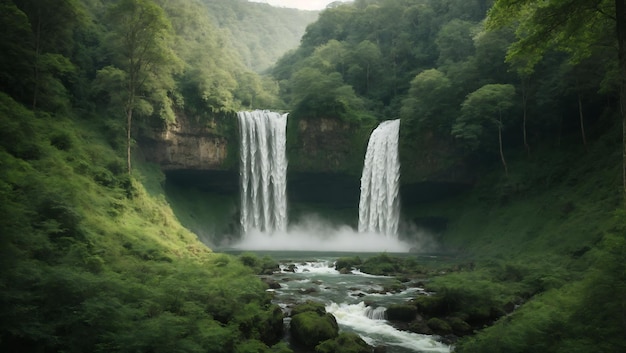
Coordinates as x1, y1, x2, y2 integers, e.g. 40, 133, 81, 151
358, 119, 401, 237
237, 110, 288, 234
266, 258, 450, 353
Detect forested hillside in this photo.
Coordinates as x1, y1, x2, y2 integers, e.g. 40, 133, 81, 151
201, 0, 319, 73
0, 0, 286, 352
273, 0, 616, 171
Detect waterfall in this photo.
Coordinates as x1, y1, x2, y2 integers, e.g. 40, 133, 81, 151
237, 110, 288, 234
358, 119, 401, 237
365, 306, 387, 320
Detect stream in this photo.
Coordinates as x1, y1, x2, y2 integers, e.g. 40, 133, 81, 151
258, 252, 451, 353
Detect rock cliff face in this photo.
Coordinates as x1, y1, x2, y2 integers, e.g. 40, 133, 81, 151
288, 114, 475, 205
139, 112, 237, 171
287, 115, 374, 176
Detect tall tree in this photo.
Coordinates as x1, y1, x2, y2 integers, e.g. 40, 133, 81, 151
103, 0, 180, 173
453, 84, 516, 175
487, 0, 626, 197
13, 0, 83, 110
400, 68, 454, 135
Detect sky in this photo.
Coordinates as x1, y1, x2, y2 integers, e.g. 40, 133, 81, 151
248, 0, 353, 11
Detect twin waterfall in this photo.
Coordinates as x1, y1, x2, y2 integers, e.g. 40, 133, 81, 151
237, 110, 288, 234
237, 111, 401, 238
358, 119, 401, 237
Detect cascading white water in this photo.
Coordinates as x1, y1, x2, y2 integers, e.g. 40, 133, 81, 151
358, 119, 401, 237
237, 110, 288, 234
365, 306, 387, 320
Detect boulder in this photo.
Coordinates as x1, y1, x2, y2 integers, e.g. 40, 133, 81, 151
290, 311, 339, 348
386, 304, 418, 322
315, 332, 371, 353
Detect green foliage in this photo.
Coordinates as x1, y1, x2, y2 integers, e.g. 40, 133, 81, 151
487, 0, 615, 72
238, 253, 280, 275
401, 69, 454, 135
453, 84, 516, 150
0, 91, 278, 352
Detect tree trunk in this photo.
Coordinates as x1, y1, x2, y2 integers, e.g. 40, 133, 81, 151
578, 92, 588, 151
522, 76, 530, 156
127, 107, 133, 174
32, 8, 41, 110
617, 0, 626, 203
498, 112, 508, 176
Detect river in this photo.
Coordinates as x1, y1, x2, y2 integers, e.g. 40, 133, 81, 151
253, 251, 451, 353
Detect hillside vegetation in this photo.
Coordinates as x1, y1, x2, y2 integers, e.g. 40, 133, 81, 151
0, 0, 290, 352
201, 0, 319, 73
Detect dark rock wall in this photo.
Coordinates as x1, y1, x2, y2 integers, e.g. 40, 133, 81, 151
139, 111, 237, 171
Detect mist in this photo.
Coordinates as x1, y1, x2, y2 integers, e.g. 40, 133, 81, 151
231, 213, 440, 252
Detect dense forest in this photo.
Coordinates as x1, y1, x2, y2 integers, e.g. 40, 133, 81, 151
1, 0, 626, 352
0, 0, 291, 352
200, 0, 319, 73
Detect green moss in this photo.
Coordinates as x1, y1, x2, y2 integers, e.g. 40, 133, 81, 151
291, 301, 328, 316
334, 256, 362, 272
386, 304, 418, 322
290, 312, 339, 348
427, 317, 452, 335
315, 332, 371, 353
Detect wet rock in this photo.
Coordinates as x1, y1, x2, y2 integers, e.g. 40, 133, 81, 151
373, 345, 387, 353
386, 304, 418, 322
299, 287, 318, 295
262, 278, 282, 289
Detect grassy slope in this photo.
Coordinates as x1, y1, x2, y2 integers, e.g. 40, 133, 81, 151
405, 126, 626, 351
0, 93, 282, 353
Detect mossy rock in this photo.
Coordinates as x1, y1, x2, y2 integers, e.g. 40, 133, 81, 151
426, 317, 452, 335
291, 300, 327, 316
315, 332, 371, 353
335, 256, 362, 272
448, 316, 472, 335
260, 305, 285, 345
290, 311, 339, 347
386, 304, 418, 322
414, 295, 447, 316
383, 280, 406, 293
